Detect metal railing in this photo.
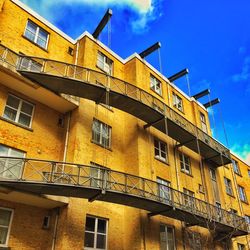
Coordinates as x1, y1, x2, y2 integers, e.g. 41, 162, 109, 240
0, 44, 79, 105
0, 156, 248, 233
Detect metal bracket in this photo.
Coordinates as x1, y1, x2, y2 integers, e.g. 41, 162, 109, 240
148, 207, 175, 217
144, 117, 164, 129
88, 189, 106, 202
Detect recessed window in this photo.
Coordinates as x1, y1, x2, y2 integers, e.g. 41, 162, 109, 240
237, 243, 245, 250
0, 145, 25, 179
92, 119, 111, 149
97, 51, 113, 75
179, 152, 191, 175
173, 93, 183, 112
150, 75, 162, 95
183, 188, 195, 209
238, 185, 247, 203
200, 112, 207, 133
0, 207, 13, 247
224, 177, 233, 196
24, 20, 49, 49
184, 230, 202, 250
84, 216, 107, 250
154, 139, 168, 163
209, 168, 217, 181
3, 94, 34, 128
232, 159, 241, 175
19, 57, 42, 72
157, 178, 171, 204
90, 162, 109, 188
160, 224, 175, 250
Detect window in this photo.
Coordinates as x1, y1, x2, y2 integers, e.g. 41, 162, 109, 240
160, 224, 175, 250
150, 75, 162, 95
224, 177, 233, 196
215, 202, 222, 220
172, 93, 183, 112
92, 119, 111, 148
183, 188, 195, 209
209, 168, 217, 181
244, 215, 250, 224
0, 207, 13, 247
97, 52, 113, 75
237, 243, 245, 250
19, 57, 42, 72
154, 139, 168, 163
248, 169, 250, 177
24, 20, 49, 49
232, 159, 241, 175
179, 152, 191, 175
238, 185, 248, 203
84, 216, 107, 250
3, 94, 34, 128
157, 178, 171, 204
200, 112, 207, 133
0, 145, 25, 179
90, 162, 109, 188
184, 230, 202, 250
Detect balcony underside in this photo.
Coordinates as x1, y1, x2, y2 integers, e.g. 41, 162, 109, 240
0, 179, 246, 237
19, 71, 230, 167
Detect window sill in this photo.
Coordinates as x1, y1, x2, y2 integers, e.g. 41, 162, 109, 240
234, 172, 242, 177
91, 140, 112, 151
0, 246, 11, 250
154, 157, 169, 166
173, 106, 185, 114
180, 170, 193, 177
226, 193, 235, 198
240, 200, 249, 205
99, 103, 114, 112
0, 116, 33, 132
150, 88, 163, 99
22, 35, 48, 52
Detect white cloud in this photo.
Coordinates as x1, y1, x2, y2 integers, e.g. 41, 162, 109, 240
231, 143, 250, 165
232, 56, 250, 82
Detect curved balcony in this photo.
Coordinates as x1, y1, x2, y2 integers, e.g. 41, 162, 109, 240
0, 157, 248, 238
16, 56, 231, 167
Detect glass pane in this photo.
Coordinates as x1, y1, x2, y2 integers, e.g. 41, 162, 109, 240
6, 95, 19, 109
0, 145, 8, 156
3, 106, 17, 121
37, 37, 46, 48
96, 234, 106, 249
21, 102, 33, 115
38, 29, 48, 40
0, 209, 11, 226
18, 113, 31, 127
84, 232, 94, 247
27, 21, 37, 33
97, 219, 106, 233
85, 217, 95, 232
24, 29, 36, 41
0, 227, 8, 245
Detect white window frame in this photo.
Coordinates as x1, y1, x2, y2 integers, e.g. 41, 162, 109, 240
150, 75, 162, 95
92, 119, 111, 149
3, 94, 35, 128
0, 207, 14, 247
0, 145, 25, 179
154, 139, 168, 163
200, 112, 207, 133
157, 178, 171, 204
172, 93, 183, 112
238, 185, 247, 203
159, 224, 175, 250
224, 177, 233, 196
179, 152, 191, 175
24, 20, 49, 49
232, 159, 241, 175
97, 52, 113, 75
84, 216, 108, 250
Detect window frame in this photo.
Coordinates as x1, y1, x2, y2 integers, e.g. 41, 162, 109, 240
150, 74, 162, 96
3, 94, 35, 128
159, 224, 176, 250
238, 185, 248, 203
183, 188, 195, 209
97, 51, 113, 75
200, 112, 207, 133
24, 19, 49, 50
84, 215, 108, 250
157, 177, 171, 204
232, 159, 241, 175
179, 152, 191, 175
172, 92, 183, 112
154, 139, 168, 163
224, 177, 234, 196
0, 207, 14, 247
92, 119, 112, 149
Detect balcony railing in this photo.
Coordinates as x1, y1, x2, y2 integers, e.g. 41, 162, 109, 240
0, 156, 248, 236
0, 43, 80, 105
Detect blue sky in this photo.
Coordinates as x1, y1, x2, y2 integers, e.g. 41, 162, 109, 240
20, 0, 250, 164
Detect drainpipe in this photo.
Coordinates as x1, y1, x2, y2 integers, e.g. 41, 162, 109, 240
62, 111, 71, 170
51, 208, 60, 250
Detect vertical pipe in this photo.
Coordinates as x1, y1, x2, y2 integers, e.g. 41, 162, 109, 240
51, 208, 60, 250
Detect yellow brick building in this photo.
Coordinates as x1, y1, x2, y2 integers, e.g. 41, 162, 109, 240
0, 0, 249, 249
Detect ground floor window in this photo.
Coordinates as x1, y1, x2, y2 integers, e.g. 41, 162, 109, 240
160, 224, 175, 250
84, 216, 107, 250
0, 207, 13, 246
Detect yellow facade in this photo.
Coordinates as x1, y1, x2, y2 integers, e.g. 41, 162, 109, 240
0, 0, 249, 249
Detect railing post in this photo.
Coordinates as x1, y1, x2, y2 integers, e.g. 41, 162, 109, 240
20, 158, 26, 181
64, 64, 69, 77
77, 165, 81, 185
101, 169, 108, 194
42, 59, 47, 73
141, 178, 145, 197
125, 174, 128, 193
50, 162, 56, 183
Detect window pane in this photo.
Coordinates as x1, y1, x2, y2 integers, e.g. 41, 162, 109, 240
0, 210, 11, 226
27, 21, 37, 33
37, 37, 47, 48
97, 219, 106, 233
96, 234, 106, 249
84, 232, 94, 247
0, 146, 8, 156
38, 29, 48, 40
18, 113, 31, 127
21, 102, 33, 115
85, 217, 95, 232
24, 29, 36, 42
0, 227, 8, 245
3, 107, 17, 121
6, 95, 19, 109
